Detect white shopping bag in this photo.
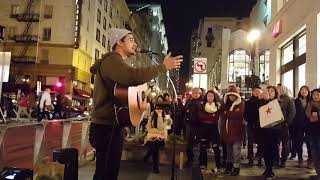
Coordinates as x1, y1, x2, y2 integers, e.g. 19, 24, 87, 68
259, 99, 284, 128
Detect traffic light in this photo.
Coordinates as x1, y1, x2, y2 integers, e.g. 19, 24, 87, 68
56, 82, 62, 88
54, 81, 64, 91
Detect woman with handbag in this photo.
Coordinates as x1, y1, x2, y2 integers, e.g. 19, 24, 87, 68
258, 86, 282, 179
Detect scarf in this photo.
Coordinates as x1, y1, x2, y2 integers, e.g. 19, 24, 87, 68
204, 102, 219, 113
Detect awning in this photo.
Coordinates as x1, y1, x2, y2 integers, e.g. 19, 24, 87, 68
73, 88, 91, 99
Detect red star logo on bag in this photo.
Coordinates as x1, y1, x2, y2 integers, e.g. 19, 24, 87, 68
266, 107, 272, 114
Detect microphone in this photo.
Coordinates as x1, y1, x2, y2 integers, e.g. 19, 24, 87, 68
136, 47, 160, 56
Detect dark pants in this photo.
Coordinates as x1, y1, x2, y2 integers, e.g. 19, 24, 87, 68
89, 123, 123, 180
146, 140, 165, 169
247, 126, 255, 160
52, 109, 62, 119
198, 124, 221, 168
186, 124, 197, 162
278, 126, 290, 163
291, 127, 304, 160
222, 142, 227, 163
37, 111, 50, 121
274, 125, 290, 163
199, 142, 221, 168
309, 135, 320, 177
262, 128, 281, 173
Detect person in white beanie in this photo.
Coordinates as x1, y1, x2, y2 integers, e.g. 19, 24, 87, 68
89, 28, 183, 180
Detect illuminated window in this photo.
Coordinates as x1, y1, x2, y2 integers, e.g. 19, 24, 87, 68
259, 50, 270, 83
228, 49, 250, 83
281, 30, 306, 96
298, 34, 306, 56
282, 70, 293, 95
282, 43, 293, 64
298, 63, 306, 88
10, 5, 19, 17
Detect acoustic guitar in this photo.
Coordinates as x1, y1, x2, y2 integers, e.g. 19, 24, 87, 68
113, 83, 150, 127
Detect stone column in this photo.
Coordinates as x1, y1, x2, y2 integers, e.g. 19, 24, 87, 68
221, 28, 231, 89
305, 12, 318, 88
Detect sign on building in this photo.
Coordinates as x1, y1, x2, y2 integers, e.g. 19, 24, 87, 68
193, 57, 207, 74
0, 52, 11, 82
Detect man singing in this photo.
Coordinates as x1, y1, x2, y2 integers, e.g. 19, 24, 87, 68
89, 28, 183, 180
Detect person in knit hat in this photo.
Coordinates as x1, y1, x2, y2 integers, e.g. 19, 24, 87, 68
89, 28, 183, 180
220, 85, 244, 176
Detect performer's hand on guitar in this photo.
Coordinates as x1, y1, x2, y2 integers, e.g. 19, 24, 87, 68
163, 52, 183, 70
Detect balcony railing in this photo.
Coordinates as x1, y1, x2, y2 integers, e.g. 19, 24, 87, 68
13, 35, 38, 43
12, 13, 40, 22
12, 56, 36, 64
17, 13, 40, 22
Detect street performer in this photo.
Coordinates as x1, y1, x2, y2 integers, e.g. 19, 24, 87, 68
89, 28, 183, 180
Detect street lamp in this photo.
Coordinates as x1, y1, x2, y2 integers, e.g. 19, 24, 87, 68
247, 29, 261, 43
247, 29, 261, 75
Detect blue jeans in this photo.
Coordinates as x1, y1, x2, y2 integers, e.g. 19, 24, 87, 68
308, 135, 320, 178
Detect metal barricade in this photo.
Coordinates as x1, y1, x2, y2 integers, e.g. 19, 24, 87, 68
0, 116, 92, 170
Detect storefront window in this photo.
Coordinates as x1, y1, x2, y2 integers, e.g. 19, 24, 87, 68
282, 70, 293, 95
259, 50, 270, 83
282, 43, 293, 65
298, 34, 306, 56
298, 63, 306, 89
228, 49, 250, 83
280, 30, 306, 96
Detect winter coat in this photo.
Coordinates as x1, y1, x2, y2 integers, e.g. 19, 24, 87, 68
305, 101, 320, 136
221, 93, 245, 144
292, 98, 308, 129
244, 96, 260, 129
198, 102, 220, 124
184, 98, 202, 126
279, 94, 296, 125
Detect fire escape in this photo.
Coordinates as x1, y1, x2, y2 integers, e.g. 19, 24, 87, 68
12, 0, 39, 64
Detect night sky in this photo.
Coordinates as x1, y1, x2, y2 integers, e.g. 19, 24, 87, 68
125, 0, 257, 91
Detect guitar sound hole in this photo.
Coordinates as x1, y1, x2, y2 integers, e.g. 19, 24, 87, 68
141, 91, 146, 101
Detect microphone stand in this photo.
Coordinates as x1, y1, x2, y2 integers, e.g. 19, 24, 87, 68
147, 52, 178, 180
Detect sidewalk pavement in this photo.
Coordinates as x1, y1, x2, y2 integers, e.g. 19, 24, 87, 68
79, 160, 192, 180
79, 145, 319, 180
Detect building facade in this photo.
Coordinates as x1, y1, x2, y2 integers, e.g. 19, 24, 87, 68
0, 0, 96, 103
127, 4, 170, 93
189, 17, 251, 91
0, 0, 158, 104
251, 0, 320, 95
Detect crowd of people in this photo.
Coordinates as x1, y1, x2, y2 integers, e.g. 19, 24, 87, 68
140, 84, 320, 180
0, 88, 89, 122
164, 84, 320, 180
